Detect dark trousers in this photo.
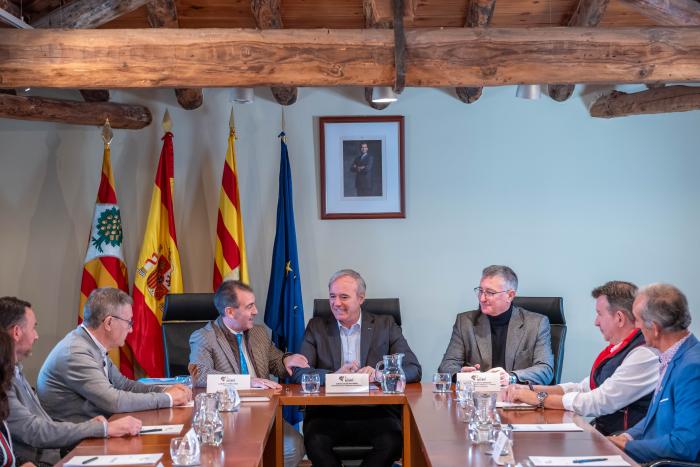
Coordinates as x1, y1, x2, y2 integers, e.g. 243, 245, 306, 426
303, 406, 402, 467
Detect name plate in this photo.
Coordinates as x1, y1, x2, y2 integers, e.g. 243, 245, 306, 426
325, 373, 370, 393
206, 374, 251, 393
457, 371, 501, 392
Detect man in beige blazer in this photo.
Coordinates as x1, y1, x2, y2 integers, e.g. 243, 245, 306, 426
188, 280, 308, 467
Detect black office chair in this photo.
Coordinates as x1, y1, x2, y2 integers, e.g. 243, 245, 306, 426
162, 293, 219, 377
647, 460, 700, 467
312, 298, 401, 326
513, 296, 566, 385
311, 297, 402, 464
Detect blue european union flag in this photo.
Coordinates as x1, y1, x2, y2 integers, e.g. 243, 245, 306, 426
264, 132, 305, 425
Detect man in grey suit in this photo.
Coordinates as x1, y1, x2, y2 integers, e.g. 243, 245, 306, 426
292, 269, 422, 467
438, 265, 554, 385
189, 280, 307, 467
37, 288, 191, 423
0, 296, 142, 465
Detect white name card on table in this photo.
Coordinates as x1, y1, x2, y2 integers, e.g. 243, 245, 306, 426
529, 456, 631, 466
65, 454, 163, 466
206, 374, 251, 393
325, 373, 370, 393
511, 423, 584, 432
458, 371, 501, 392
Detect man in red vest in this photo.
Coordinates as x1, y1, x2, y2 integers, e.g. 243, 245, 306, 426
506, 281, 659, 435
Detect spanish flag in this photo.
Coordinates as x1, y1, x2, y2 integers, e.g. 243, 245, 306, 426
213, 116, 249, 290
79, 139, 135, 377
128, 128, 183, 377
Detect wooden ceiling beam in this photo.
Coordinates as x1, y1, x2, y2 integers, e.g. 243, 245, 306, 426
251, 0, 297, 106
548, 0, 610, 102
0, 93, 151, 129
363, 0, 392, 110
147, 0, 203, 110
366, 0, 415, 26
590, 85, 700, 117
456, 0, 496, 104
619, 0, 700, 26
2, 28, 700, 88
32, 0, 151, 29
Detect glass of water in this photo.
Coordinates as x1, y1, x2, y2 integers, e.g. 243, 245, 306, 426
432, 373, 451, 393
455, 379, 474, 403
301, 373, 321, 394
170, 436, 200, 466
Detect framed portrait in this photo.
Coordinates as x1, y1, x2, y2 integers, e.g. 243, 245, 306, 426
319, 116, 405, 219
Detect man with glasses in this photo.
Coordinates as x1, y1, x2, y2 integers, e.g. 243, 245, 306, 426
438, 265, 554, 385
37, 287, 191, 423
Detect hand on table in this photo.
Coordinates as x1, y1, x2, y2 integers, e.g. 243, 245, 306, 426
335, 361, 360, 373
608, 434, 630, 450
165, 384, 192, 406
487, 367, 511, 386
108, 416, 142, 437
355, 366, 377, 382
505, 384, 538, 405
252, 377, 283, 391
460, 364, 481, 372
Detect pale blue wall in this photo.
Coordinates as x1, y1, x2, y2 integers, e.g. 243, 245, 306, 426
1, 86, 699, 383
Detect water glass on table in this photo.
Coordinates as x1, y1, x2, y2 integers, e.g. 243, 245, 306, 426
301, 373, 321, 394
432, 372, 451, 393
170, 436, 200, 466
455, 379, 474, 403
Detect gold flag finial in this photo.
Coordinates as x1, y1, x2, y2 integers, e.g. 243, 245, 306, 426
101, 118, 113, 146
162, 109, 172, 132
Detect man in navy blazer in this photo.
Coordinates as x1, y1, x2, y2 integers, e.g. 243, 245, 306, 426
609, 283, 700, 463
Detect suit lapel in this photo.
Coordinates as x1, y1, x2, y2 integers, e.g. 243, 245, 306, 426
213, 319, 241, 373
360, 311, 374, 366
327, 317, 342, 370
505, 307, 526, 371
474, 312, 492, 368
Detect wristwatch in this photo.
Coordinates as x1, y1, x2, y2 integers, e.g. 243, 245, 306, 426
536, 391, 548, 409
509, 373, 518, 385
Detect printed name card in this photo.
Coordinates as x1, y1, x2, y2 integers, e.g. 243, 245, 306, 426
457, 371, 501, 392
325, 373, 370, 393
206, 374, 251, 393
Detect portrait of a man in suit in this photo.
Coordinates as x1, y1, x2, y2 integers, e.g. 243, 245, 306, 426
343, 140, 382, 197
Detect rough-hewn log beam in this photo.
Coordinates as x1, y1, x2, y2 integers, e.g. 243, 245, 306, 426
0, 93, 151, 129
2, 28, 700, 88
80, 89, 110, 102
548, 0, 610, 102
366, 0, 415, 26
456, 0, 496, 104
32, 0, 150, 29
146, 0, 203, 110
590, 85, 700, 118
251, 0, 297, 106
619, 0, 700, 26
0, 1, 20, 19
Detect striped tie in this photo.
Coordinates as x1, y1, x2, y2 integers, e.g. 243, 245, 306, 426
235, 333, 249, 375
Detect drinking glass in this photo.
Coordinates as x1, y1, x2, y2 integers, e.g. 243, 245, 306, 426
432, 373, 451, 393
455, 379, 474, 403
170, 436, 200, 466
301, 373, 321, 394
217, 383, 240, 412
491, 424, 513, 456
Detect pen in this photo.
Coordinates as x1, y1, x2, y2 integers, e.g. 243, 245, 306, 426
139, 428, 163, 434
572, 458, 608, 463
82, 457, 98, 464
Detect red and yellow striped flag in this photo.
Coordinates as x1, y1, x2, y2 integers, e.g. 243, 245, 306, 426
79, 141, 135, 378
128, 130, 183, 377
213, 125, 249, 290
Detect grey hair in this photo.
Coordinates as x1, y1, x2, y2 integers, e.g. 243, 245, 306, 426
482, 265, 518, 291
214, 280, 254, 316
328, 269, 367, 296
83, 287, 133, 328
637, 283, 692, 332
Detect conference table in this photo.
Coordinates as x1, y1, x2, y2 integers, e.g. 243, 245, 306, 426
57, 383, 638, 467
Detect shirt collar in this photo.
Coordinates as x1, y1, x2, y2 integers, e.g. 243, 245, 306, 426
223, 321, 245, 336
659, 332, 691, 367
81, 324, 108, 356
337, 313, 362, 332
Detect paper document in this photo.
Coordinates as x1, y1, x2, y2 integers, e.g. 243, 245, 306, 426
65, 454, 163, 465
139, 424, 184, 435
240, 396, 271, 402
511, 423, 583, 432
529, 456, 630, 466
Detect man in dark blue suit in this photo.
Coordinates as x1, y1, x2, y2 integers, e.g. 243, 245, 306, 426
609, 283, 700, 463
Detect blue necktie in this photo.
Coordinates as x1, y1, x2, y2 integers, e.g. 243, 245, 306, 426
235, 333, 249, 375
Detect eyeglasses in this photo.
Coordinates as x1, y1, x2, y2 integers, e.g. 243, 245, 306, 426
109, 315, 133, 329
473, 287, 510, 298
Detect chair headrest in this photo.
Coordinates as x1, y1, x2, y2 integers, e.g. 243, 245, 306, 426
512, 296, 565, 325
163, 293, 219, 322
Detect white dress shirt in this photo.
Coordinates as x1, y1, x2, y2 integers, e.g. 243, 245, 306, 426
338, 315, 362, 365
559, 346, 659, 417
